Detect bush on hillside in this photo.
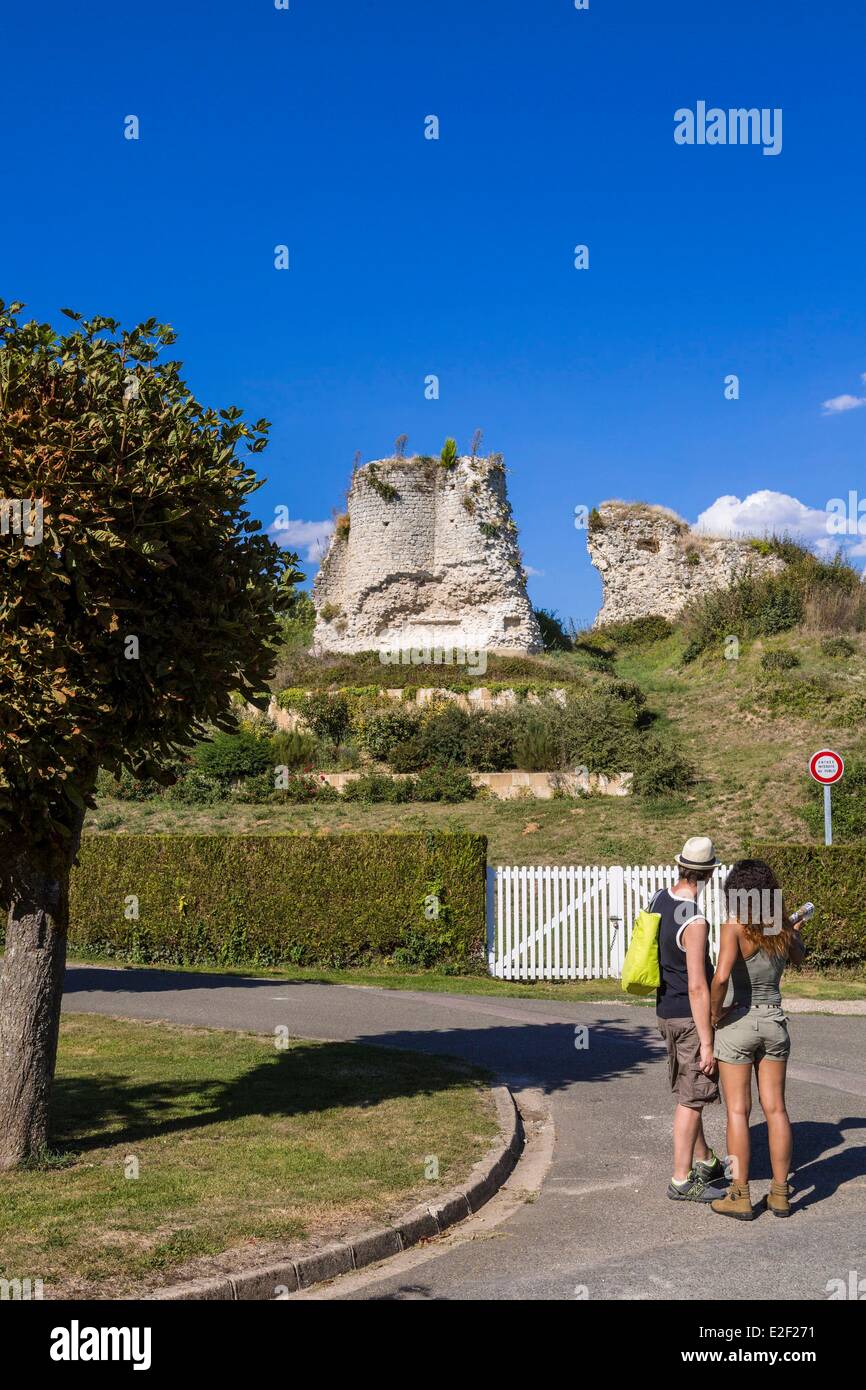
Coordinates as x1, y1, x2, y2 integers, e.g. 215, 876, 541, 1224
534, 608, 574, 652
412, 765, 476, 802
760, 650, 800, 672
297, 691, 353, 744
597, 615, 674, 647
192, 729, 272, 782
355, 706, 421, 761
820, 635, 856, 659
512, 717, 564, 772
682, 540, 862, 661
629, 738, 694, 796
749, 672, 839, 719
341, 773, 416, 804
682, 571, 804, 660
269, 729, 322, 769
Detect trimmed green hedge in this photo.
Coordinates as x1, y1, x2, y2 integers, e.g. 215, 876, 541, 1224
750, 842, 866, 970
66, 832, 487, 970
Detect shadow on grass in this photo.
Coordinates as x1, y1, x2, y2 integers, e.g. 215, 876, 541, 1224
51, 1012, 668, 1156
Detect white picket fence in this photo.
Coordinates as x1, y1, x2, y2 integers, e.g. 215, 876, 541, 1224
486, 863, 732, 980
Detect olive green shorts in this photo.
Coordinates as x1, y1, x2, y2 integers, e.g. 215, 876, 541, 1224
714, 1005, 790, 1065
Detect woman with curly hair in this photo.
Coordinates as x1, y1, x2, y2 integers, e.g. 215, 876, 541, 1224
709, 859, 806, 1221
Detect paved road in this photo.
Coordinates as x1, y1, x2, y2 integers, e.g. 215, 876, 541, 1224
64, 965, 866, 1301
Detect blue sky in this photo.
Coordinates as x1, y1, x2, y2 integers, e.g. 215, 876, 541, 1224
5, 0, 866, 622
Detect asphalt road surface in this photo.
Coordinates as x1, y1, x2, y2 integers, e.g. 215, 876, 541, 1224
64, 965, 866, 1301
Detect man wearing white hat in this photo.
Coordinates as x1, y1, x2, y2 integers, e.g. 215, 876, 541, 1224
654, 836, 727, 1202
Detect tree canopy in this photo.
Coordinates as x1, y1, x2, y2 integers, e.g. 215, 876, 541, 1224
0, 301, 295, 882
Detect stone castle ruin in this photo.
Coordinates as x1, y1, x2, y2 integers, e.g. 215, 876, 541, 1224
313, 454, 542, 655
586, 501, 786, 626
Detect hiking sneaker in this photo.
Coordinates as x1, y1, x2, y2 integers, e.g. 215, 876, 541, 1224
691, 1151, 727, 1186
667, 1175, 725, 1203
711, 1182, 755, 1221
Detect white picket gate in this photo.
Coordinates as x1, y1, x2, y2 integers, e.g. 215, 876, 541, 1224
486, 863, 732, 980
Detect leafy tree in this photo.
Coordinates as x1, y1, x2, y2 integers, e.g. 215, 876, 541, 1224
0, 302, 291, 1168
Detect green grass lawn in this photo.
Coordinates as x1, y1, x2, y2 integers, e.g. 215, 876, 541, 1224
0, 1015, 497, 1299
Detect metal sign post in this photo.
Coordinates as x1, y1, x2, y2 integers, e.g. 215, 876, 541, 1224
809, 749, 844, 847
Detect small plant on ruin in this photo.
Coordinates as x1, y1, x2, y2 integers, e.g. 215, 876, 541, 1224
479, 521, 499, 539
365, 462, 399, 500
335, 512, 350, 539
439, 437, 458, 469
394, 433, 408, 459
469, 428, 484, 459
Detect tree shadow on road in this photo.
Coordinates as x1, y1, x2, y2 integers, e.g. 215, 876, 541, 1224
50, 1014, 665, 1154
350, 1015, 665, 1094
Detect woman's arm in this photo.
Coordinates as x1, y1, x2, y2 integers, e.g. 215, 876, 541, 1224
710, 920, 740, 1027
788, 927, 806, 968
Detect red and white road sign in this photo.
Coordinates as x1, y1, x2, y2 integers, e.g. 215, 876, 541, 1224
809, 749, 844, 784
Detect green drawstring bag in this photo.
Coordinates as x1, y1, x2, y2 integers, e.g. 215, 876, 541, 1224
621, 908, 661, 995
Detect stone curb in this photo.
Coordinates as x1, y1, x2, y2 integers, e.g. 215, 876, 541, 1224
145, 1084, 522, 1301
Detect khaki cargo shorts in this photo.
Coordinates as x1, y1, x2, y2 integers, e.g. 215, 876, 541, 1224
658, 1016, 720, 1110
714, 1004, 791, 1065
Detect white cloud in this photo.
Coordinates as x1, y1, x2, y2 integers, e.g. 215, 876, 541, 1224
822, 393, 866, 415
524, 564, 544, 577
695, 490, 831, 543
694, 490, 865, 569
268, 517, 333, 562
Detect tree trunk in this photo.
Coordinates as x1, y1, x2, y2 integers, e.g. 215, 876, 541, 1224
0, 820, 81, 1171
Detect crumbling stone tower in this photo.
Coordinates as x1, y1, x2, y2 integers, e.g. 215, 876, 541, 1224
587, 500, 786, 626
313, 454, 542, 655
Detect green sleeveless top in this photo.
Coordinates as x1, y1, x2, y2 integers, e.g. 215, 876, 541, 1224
730, 945, 786, 1008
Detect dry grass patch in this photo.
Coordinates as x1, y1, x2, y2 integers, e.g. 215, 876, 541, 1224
0, 1015, 496, 1298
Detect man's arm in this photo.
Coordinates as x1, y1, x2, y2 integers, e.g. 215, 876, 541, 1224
682, 917, 715, 1075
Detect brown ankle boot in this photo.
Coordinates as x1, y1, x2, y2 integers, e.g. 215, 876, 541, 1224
766, 1180, 791, 1217
711, 1181, 754, 1220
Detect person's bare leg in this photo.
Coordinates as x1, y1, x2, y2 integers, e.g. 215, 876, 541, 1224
756, 1057, 792, 1185
673, 1104, 703, 1181
718, 1061, 753, 1183
693, 1113, 711, 1164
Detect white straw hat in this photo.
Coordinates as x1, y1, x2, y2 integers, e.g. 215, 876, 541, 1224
674, 835, 718, 871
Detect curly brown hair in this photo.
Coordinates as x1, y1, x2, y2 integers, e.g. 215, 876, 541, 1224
723, 859, 793, 958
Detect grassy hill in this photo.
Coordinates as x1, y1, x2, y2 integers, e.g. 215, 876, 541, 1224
85, 533, 865, 862
87, 618, 865, 865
